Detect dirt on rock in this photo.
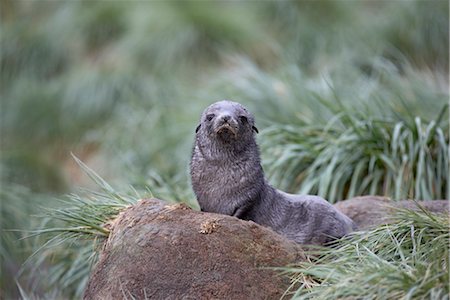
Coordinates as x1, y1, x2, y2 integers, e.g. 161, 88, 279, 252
334, 196, 449, 230
84, 198, 305, 300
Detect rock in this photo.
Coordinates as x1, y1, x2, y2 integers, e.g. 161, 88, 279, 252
334, 196, 449, 230
84, 198, 305, 300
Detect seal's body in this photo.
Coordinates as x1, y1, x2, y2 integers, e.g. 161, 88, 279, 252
190, 100, 355, 245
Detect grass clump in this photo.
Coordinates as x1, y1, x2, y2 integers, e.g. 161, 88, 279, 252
218, 58, 449, 202
17, 156, 141, 298
260, 105, 449, 203
0, 185, 54, 297
283, 208, 449, 299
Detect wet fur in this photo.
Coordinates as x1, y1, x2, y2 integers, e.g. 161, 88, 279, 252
190, 100, 356, 245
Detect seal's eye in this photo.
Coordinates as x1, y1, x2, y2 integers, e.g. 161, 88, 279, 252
206, 114, 215, 121
239, 116, 248, 123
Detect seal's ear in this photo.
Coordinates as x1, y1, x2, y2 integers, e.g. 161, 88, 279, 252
195, 124, 201, 133
252, 126, 259, 134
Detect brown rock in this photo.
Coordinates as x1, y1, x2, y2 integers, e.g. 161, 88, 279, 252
334, 196, 449, 230
84, 198, 305, 300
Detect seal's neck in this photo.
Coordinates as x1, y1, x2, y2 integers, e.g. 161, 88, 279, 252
196, 135, 258, 161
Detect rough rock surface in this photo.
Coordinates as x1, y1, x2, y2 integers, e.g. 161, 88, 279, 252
84, 198, 305, 300
334, 196, 449, 230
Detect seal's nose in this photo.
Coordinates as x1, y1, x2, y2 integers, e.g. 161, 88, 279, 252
217, 113, 232, 124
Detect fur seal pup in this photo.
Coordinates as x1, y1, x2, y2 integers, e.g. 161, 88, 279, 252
190, 100, 356, 245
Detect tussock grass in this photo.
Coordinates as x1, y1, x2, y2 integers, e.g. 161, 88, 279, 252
261, 106, 449, 202
29, 154, 138, 240
118, 1, 273, 74
0, 185, 52, 297
17, 156, 141, 298
283, 209, 449, 299
219, 58, 449, 202
383, 0, 449, 72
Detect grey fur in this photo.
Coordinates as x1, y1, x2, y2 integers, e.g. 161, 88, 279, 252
190, 100, 356, 245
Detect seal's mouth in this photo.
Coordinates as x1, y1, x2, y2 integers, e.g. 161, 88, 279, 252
215, 123, 237, 138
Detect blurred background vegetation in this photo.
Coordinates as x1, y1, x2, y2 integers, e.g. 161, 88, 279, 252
1, 0, 448, 298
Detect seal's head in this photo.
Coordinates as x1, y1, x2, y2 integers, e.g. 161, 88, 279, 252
196, 100, 258, 143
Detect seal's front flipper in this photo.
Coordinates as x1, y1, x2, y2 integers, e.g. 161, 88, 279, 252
232, 204, 252, 219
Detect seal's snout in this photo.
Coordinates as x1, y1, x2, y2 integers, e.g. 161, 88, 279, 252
217, 113, 235, 126
214, 113, 238, 138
